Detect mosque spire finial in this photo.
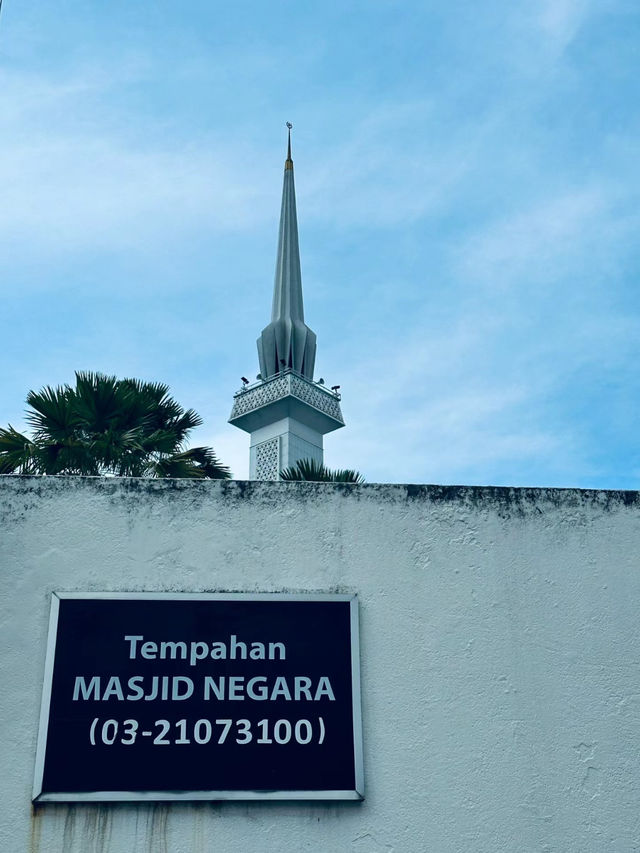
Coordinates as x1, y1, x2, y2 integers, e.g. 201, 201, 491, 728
285, 122, 293, 170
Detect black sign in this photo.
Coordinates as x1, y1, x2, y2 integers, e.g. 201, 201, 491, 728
33, 593, 363, 802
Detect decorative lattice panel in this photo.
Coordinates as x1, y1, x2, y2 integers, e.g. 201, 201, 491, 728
290, 376, 343, 421
254, 438, 280, 480
230, 373, 343, 423
231, 377, 289, 418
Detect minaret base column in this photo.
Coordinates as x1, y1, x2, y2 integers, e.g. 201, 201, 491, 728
249, 417, 324, 480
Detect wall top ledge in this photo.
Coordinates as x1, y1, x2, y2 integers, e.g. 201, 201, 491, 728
1, 474, 639, 514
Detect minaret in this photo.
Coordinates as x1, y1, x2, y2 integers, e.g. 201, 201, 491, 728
229, 125, 344, 480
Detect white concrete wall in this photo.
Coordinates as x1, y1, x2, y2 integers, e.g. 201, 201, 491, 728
1, 476, 640, 853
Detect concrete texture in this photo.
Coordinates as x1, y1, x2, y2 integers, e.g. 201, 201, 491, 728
1, 476, 640, 852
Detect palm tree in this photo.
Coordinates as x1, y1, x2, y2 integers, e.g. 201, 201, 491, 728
279, 458, 364, 483
0, 371, 231, 479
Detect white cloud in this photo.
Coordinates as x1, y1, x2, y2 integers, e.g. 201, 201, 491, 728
505, 0, 598, 70
331, 383, 562, 485
201, 426, 249, 480
0, 66, 281, 259
535, 0, 590, 46
318, 310, 561, 484
300, 100, 481, 229
0, 64, 476, 264
0, 138, 270, 255
457, 187, 607, 288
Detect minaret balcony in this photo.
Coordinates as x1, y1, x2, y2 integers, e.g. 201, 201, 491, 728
229, 369, 344, 436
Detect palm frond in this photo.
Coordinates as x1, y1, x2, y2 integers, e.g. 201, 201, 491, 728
25, 384, 77, 442
328, 468, 364, 483
173, 446, 232, 479
0, 426, 39, 474
73, 371, 121, 432
280, 458, 364, 483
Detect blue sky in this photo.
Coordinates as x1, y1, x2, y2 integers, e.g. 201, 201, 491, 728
1, 0, 638, 486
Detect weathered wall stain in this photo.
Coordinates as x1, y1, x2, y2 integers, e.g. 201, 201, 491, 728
28, 805, 41, 853
146, 804, 168, 853
62, 805, 76, 851
88, 806, 113, 853
2, 475, 639, 528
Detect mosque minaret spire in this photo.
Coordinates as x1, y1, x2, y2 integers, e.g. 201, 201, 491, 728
257, 122, 317, 381
229, 125, 344, 480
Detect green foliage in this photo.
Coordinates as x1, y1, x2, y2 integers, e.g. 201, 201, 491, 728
0, 371, 231, 479
279, 458, 364, 483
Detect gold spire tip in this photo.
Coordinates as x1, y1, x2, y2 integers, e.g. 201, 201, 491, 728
285, 121, 293, 170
